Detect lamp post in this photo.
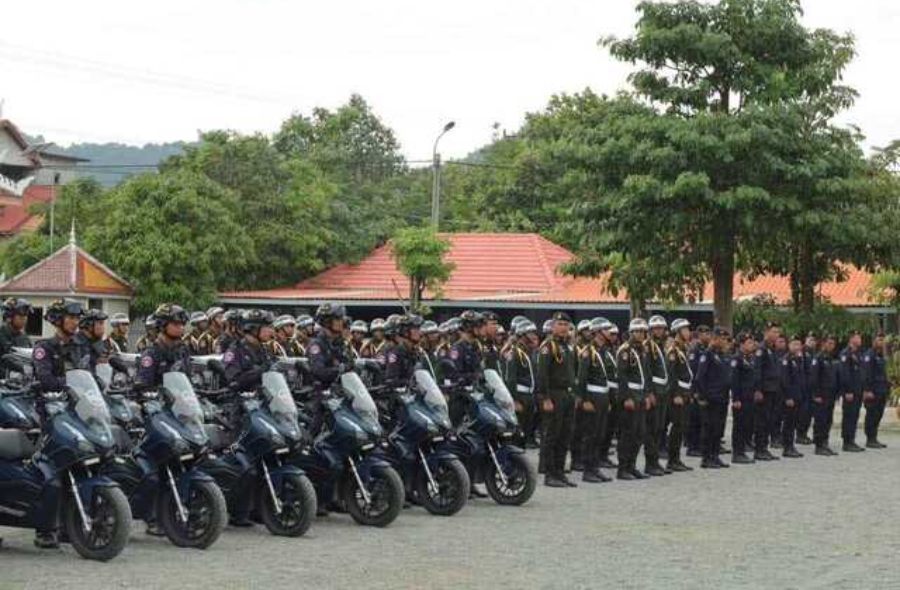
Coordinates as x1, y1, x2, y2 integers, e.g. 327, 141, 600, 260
431, 121, 455, 229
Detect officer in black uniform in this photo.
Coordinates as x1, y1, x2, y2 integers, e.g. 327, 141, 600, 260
577, 318, 614, 483
0, 298, 33, 372
74, 309, 110, 372
643, 315, 670, 477
30, 299, 86, 549
384, 314, 424, 391
447, 311, 484, 426
755, 321, 784, 453
861, 332, 890, 449
730, 332, 759, 464
135, 316, 159, 353
306, 304, 351, 428
665, 319, 694, 472
504, 320, 539, 449
696, 327, 731, 469
479, 311, 501, 373
596, 319, 620, 470
839, 330, 865, 453
537, 311, 578, 488
135, 304, 193, 392
795, 333, 818, 445
184, 311, 209, 355
780, 335, 806, 458
685, 325, 710, 456
223, 310, 275, 393
810, 334, 840, 456
215, 310, 242, 354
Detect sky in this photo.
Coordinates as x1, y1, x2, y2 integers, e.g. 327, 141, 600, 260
2, 0, 899, 161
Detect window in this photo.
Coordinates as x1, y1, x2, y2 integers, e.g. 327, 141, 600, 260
26, 308, 43, 337
88, 298, 103, 312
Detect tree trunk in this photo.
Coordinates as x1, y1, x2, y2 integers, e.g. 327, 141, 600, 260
710, 245, 735, 331
629, 298, 646, 320
798, 243, 816, 314
409, 276, 419, 313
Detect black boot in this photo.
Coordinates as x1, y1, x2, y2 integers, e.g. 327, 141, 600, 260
843, 442, 865, 453
582, 470, 606, 484
560, 474, 579, 488
700, 458, 719, 469
598, 456, 618, 469
145, 520, 167, 537
617, 468, 636, 481
866, 439, 887, 449
783, 446, 803, 458
544, 475, 568, 488
814, 446, 831, 456
644, 461, 666, 477
731, 453, 754, 465
570, 458, 585, 472
34, 531, 60, 549
796, 434, 813, 445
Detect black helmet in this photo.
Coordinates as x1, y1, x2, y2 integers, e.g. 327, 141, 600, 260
458, 310, 482, 331
79, 308, 109, 330
481, 311, 499, 323
242, 309, 275, 333
223, 309, 242, 325
3, 297, 32, 321
315, 303, 346, 326
398, 314, 424, 337
153, 304, 189, 329
44, 298, 84, 325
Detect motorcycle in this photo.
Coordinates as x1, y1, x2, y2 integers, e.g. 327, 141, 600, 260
381, 369, 470, 516
197, 362, 317, 537
289, 371, 405, 527
447, 369, 536, 506
101, 371, 227, 549
0, 369, 132, 561
96, 362, 143, 452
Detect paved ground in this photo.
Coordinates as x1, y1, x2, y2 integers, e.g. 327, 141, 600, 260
2, 425, 898, 590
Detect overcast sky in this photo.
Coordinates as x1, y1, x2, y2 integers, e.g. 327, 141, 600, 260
3, 0, 898, 160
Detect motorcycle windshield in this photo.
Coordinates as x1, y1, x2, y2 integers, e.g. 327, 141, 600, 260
484, 369, 516, 416
163, 372, 206, 441
95, 363, 113, 391
414, 369, 449, 421
66, 370, 113, 442
341, 372, 379, 425
262, 371, 298, 424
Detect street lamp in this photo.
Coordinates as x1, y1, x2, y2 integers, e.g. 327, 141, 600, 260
431, 121, 456, 229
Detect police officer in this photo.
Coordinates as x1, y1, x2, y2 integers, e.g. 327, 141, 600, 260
505, 320, 539, 449
76, 309, 110, 371
306, 303, 351, 405
292, 314, 315, 355
665, 319, 694, 472
0, 298, 32, 371
795, 333, 818, 445
685, 325, 711, 456
596, 319, 620, 470
537, 311, 578, 488
223, 310, 275, 393
31, 298, 87, 548
108, 313, 131, 353
730, 332, 759, 464
216, 310, 242, 354
480, 311, 501, 372
615, 318, 652, 480
780, 335, 806, 458
268, 315, 299, 358
811, 334, 840, 456
839, 330, 865, 453
755, 321, 784, 453
135, 315, 159, 352
447, 311, 484, 426
384, 315, 424, 390
861, 332, 890, 449
577, 318, 614, 483
696, 327, 731, 469
643, 315, 670, 476
575, 320, 591, 356
361, 318, 388, 360
198, 307, 224, 356
347, 320, 368, 359
135, 304, 193, 392
184, 311, 209, 355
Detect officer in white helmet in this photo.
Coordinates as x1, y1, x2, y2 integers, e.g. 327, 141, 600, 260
614, 318, 653, 480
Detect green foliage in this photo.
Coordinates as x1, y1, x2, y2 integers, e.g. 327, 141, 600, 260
733, 294, 877, 338
390, 227, 455, 312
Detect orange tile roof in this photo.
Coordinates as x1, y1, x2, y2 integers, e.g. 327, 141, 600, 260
0, 185, 55, 235
221, 233, 882, 308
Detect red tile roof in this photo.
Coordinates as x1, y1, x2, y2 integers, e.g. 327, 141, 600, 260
0, 239, 134, 297
221, 233, 882, 308
0, 185, 56, 234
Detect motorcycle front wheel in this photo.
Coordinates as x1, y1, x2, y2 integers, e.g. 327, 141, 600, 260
159, 480, 226, 549
258, 473, 317, 537
343, 465, 404, 527
484, 452, 536, 506
64, 485, 132, 562
415, 458, 470, 516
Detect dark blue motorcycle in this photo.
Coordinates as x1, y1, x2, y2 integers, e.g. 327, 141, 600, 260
289, 371, 404, 527
447, 369, 536, 506
198, 366, 317, 537
382, 369, 470, 516
101, 371, 227, 549
0, 369, 132, 561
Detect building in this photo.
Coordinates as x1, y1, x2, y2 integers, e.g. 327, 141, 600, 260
0, 118, 87, 238
220, 232, 895, 327
0, 229, 133, 338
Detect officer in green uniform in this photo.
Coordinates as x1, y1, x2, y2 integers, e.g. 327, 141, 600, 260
504, 320, 539, 449
577, 318, 615, 483
596, 320, 620, 469
537, 311, 578, 488
480, 311, 502, 372
616, 318, 652, 481
107, 313, 131, 353
643, 315, 671, 476
665, 319, 695, 472
134, 315, 158, 352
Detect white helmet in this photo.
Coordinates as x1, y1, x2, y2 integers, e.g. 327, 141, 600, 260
671, 318, 691, 334
648, 315, 667, 330
629, 318, 649, 333
577, 319, 591, 333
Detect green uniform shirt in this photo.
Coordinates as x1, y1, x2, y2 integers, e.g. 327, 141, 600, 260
616, 340, 651, 403
537, 337, 576, 398
648, 337, 670, 396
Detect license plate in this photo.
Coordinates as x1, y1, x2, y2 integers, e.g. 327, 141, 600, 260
180, 454, 194, 462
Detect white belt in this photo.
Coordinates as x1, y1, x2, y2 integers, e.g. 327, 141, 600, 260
394, 388, 405, 393
607, 382, 619, 390
628, 383, 643, 391
463, 386, 474, 392
652, 377, 667, 386
586, 384, 609, 394
516, 384, 534, 394
443, 380, 453, 387
678, 380, 692, 390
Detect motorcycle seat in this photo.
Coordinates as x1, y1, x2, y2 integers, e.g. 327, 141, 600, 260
0, 428, 36, 461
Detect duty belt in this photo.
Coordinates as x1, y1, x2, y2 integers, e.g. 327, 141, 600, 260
677, 380, 692, 390
516, 384, 534, 394
652, 376, 667, 386
607, 382, 619, 390
586, 383, 609, 394
628, 382, 643, 391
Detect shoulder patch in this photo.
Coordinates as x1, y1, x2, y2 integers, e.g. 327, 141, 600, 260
688, 353, 696, 361
811, 359, 817, 366
387, 352, 398, 364
449, 349, 459, 360
223, 350, 235, 363
864, 355, 871, 362
141, 355, 154, 368
33, 347, 46, 361
307, 343, 320, 356
503, 350, 513, 361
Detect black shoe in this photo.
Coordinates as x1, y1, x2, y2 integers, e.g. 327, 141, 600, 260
843, 442, 865, 453
598, 458, 618, 469
731, 453, 754, 465
714, 456, 730, 468
754, 451, 772, 462
545, 475, 568, 488
700, 458, 719, 469
582, 470, 606, 484
644, 463, 666, 477
561, 475, 578, 488
469, 485, 489, 498
796, 434, 813, 445
866, 439, 887, 449
659, 449, 669, 461
814, 446, 831, 456
826, 447, 839, 456
145, 521, 166, 537
34, 532, 59, 549
630, 468, 649, 480
783, 447, 803, 459
617, 469, 636, 481
525, 440, 540, 450
686, 448, 703, 458
229, 517, 254, 528
570, 459, 585, 472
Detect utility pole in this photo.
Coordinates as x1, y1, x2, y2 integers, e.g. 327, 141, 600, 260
431, 121, 455, 229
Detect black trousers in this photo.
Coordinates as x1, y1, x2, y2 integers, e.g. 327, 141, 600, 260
581, 393, 611, 472
514, 393, 536, 448
700, 399, 728, 460
767, 389, 784, 444
781, 399, 799, 448
812, 397, 836, 447
666, 393, 689, 462
841, 393, 862, 444
686, 398, 703, 451
571, 404, 587, 463
731, 400, 754, 455
539, 390, 575, 477
864, 392, 888, 442
598, 397, 620, 460
752, 396, 769, 452
643, 391, 668, 463
617, 400, 646, 471
797, 394, 813, 437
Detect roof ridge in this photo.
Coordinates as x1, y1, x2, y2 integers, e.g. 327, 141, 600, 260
531, 234, 559, 290
0, 246, 69, 291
